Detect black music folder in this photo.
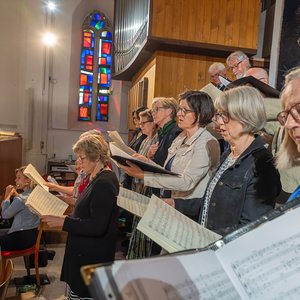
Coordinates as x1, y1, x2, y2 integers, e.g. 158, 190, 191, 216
81, 197, 300, 300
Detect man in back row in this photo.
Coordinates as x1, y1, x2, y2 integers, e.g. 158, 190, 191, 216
227, 50, 250, 79
208, 62, 227, 91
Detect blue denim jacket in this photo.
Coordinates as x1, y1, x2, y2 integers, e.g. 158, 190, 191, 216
175, 136, 281, 236
2, 189, 41, 234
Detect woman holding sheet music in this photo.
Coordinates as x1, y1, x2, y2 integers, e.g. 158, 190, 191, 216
40, 135, 119, 299
167, 87, 281, 236
132, 109, 157, 193
0, 166, 40, 251
120, 90, 220, 205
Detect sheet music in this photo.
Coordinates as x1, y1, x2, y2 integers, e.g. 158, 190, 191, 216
26, 185, 68, 216
219, 76, 231, 86
200, 83, 222, 102
108, 131, 135, 156
96, 250, 241, 300
137, 195, 221, 253
24, 164, 49, 192
216, 207, 300, 300
47, 175, 66, 196
109, 142, 132, 159
117, 187, 150, 217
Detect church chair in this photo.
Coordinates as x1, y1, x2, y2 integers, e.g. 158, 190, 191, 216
0, 259, 13, 300
1, 222, 45, 286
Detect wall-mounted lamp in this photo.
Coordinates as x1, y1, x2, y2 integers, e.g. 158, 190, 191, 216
44, 33, 56, 45
48, 2, 55, 10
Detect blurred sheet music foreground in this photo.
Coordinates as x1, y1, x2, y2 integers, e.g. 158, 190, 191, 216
81, 198, 300, 300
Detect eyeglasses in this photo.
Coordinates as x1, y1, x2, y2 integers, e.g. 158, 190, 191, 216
133, 116, 139, 122
152, 107, 164, 114
177, 107, 194, 117
229, 60, 243, 71
277, 102, 300, 126
78, 156, 86, 163
213, 112, 230, 124
210, 72, 220, 79
139, 120, 152, 126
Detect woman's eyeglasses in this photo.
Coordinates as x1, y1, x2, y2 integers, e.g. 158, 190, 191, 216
213, 112, 230, 123
277, 103, 300, 126
152, 107, 164, 113
139, 120, 152, 126
78, 156, 86, 163
177, 107, 194, 117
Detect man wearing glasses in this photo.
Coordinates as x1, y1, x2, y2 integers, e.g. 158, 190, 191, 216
208, 62, 227, 91
226, 50, 251, 79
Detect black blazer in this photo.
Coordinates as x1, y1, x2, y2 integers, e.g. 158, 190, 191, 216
60, 170, 119, 297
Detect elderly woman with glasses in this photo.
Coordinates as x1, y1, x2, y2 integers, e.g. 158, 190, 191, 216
40, 135, 119, 299
132, 109, 157, 193
121, 90, 220, 205
165, 86, 281, 237
276, 67, 300, 202
122, 90, 220, 259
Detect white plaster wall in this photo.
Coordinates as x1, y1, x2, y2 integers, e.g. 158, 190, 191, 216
0, 0, 130, 175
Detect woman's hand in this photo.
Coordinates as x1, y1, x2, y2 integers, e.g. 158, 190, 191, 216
132, 153, 149, 162
43, 182, 59, 191
39, 215, 66, 227
118, 161, 144, 180
4, 185, 16, 199
56, 195, 76, 206
147, 142, 159, 159
162, 198, 175, 208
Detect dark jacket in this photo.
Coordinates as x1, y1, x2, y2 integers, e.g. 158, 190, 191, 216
128, 128, 147, 152
153, 124, 182, 167
61, 170, 119, 297
175, 136, 281, 236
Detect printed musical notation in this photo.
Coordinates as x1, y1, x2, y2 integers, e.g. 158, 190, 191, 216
117, 187, 150, 218
137, 195, 221, 252
26, 185, 68, 216
231, 232, 300, 299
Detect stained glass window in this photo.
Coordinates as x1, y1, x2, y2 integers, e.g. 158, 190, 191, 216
78, 11, 112, 122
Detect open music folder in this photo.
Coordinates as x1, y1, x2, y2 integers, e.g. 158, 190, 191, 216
109, 143, 179, 175
81, 197, 300, 300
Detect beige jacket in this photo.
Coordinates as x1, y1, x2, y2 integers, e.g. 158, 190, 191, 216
144, 127, 220, 199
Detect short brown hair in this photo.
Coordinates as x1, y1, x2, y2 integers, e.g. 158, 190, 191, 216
73, 135, 110, 167
179, 90, 215, 126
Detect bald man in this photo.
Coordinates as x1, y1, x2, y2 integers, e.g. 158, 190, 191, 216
244, 67, 269, 85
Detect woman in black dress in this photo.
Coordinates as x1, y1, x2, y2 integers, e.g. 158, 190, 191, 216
40, 134, 119, 299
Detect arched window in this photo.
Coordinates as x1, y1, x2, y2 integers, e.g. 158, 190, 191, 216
79, 10, 112, 121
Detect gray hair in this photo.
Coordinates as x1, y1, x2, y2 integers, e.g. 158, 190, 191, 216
276, 67, 300, 169
215, 86, 266, 133
208, 62, 226, 74
226, 50, 251, 68
152, 97, 178, 120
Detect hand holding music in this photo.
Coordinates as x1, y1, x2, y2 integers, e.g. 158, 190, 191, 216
39, 215, 66, 228
162, 198, 175, 208
118, 160, 144, 180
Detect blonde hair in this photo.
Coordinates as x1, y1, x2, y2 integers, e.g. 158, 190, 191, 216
73, 135, 110, 167
16, 166, 36, 190
152, 97, 178, 120
215, 86, 266, 133
276, 67, 300, 169
80, 129, 104, 140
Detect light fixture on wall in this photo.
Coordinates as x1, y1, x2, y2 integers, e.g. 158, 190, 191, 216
44, 33, 56, 45
48, 2, 55, 10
